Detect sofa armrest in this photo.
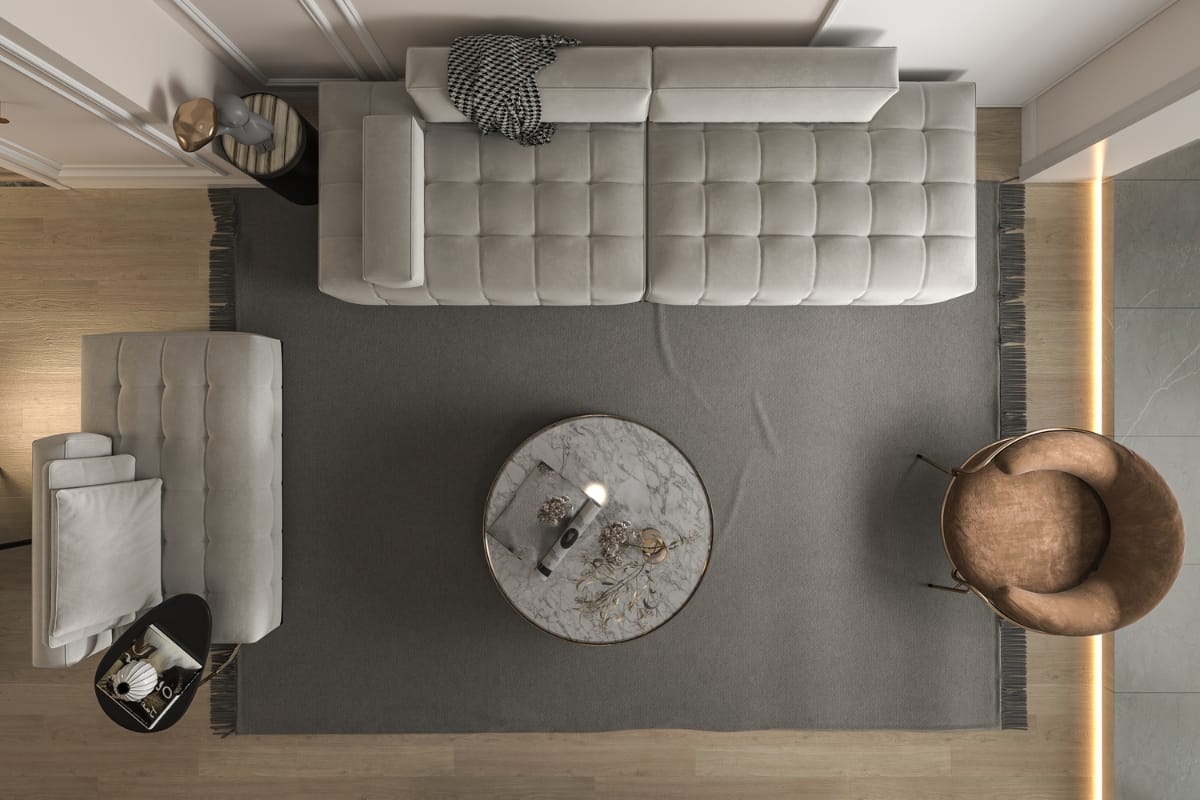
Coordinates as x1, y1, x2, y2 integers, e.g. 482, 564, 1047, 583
363, 114, 425, 289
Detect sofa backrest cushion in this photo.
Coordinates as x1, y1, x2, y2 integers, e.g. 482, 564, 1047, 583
650, 47, 898, 123
48, 471, 162, 649
406, 46, 652, 123
31, 432, 119, 667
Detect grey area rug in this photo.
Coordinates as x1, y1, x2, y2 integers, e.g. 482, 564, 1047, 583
219, 184, 1021, 733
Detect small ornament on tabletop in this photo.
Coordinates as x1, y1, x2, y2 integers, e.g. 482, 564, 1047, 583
537, 495, 573, 525
173, 95, 274, 154
598, 520, 632, 561
96, 624, 203, 730
111, 660, 158, 702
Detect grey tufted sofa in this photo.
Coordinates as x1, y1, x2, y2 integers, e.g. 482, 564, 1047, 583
319, 46, 977, 306
31, 332, 282, 667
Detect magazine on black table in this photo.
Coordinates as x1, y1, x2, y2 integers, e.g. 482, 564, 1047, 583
96, 624, 203, 730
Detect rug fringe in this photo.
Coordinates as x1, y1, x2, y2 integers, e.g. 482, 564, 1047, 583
999, 620, 1029, 730
997, 182, 1029, 731
208, 643, 239, 737
998, 182, 1027, 442
208, 188, 237, 332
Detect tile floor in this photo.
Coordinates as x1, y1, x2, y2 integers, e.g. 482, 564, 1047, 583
1113, 138, 1200, 800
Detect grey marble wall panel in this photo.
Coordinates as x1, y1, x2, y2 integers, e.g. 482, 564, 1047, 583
1114, 309, 1200, 435
1113, 181, 1200, 308
1115, 692, 1200, 800
1119, 437, 1200, 564
1116, 138, 1200, 181
1115, 566, 1200, 691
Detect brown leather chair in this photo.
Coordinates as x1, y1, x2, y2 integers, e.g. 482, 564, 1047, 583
923, 428, 1184, 636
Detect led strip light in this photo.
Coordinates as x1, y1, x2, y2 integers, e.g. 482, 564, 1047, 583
1090, 141, 1107, 800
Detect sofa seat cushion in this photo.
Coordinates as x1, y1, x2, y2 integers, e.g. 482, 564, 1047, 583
48, 472, 162, 648
407, 46, 652, 123
81, 332, 283, 644
415, 122, 646, 305
650, 47, 898, 123
646, 82, 977, 306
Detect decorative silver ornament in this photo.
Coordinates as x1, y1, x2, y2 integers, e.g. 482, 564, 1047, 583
537, 495, 573, 525
112, 659, 159, 702
599, 520, 632, 561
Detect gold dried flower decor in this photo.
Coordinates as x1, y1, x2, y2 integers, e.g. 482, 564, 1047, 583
576, 523, 694, 629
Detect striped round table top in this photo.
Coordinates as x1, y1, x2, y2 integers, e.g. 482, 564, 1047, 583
218, 94, 304, 178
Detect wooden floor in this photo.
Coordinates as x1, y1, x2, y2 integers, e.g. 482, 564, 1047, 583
0, 109, 1110, 798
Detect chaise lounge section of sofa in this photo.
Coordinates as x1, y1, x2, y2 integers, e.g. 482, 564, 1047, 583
31, 332, 283, 668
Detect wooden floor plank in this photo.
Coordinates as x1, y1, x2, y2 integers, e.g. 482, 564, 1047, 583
977, 108, 1022, 183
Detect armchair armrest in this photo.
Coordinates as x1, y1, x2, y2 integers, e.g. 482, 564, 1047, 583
362, 113, 425, 289
994, 580, 1122, 637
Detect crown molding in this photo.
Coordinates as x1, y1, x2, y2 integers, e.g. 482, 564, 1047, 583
296, 0, 369, 80
0, 32, 225, 176
162, 0, 268, 85
56, 164, 257, 188
266, 77, 350, 89
810, 0, 842, 44
164, 0, 391, 85
331, 0, 397, 80
0, 138, 68, 189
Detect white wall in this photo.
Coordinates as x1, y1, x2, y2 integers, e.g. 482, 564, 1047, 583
0, 0, 253, 187
1, 0, 246, 116
815, 0, 1173, 107
1022, 0, 1200, 181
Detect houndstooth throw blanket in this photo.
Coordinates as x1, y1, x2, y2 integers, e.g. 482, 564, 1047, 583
447, 34, 580, 146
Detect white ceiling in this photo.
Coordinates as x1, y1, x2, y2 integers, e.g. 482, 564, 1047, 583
816, 0, 1178, 106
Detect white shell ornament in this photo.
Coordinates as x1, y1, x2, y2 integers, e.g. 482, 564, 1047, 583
112, 660, 159, 702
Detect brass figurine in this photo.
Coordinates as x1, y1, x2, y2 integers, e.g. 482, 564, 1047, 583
173, 94, 274, 153
637, 529, 669, 564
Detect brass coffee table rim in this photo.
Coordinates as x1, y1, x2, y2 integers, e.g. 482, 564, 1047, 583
481, 412, 714, 647
934, 426, 1117, 631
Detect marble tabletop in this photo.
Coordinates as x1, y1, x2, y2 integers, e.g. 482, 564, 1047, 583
484, 415, 712, 644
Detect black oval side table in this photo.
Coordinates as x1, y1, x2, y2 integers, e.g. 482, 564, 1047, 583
93, 594, 212, 733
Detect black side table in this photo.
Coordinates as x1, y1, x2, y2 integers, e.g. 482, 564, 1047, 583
215, 93, 319, 206
94, 594, 212, 733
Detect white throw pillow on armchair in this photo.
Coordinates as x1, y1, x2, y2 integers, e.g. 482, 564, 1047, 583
48, 477, 163, 648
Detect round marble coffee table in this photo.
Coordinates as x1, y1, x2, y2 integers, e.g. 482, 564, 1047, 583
483, 415, 713, 644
